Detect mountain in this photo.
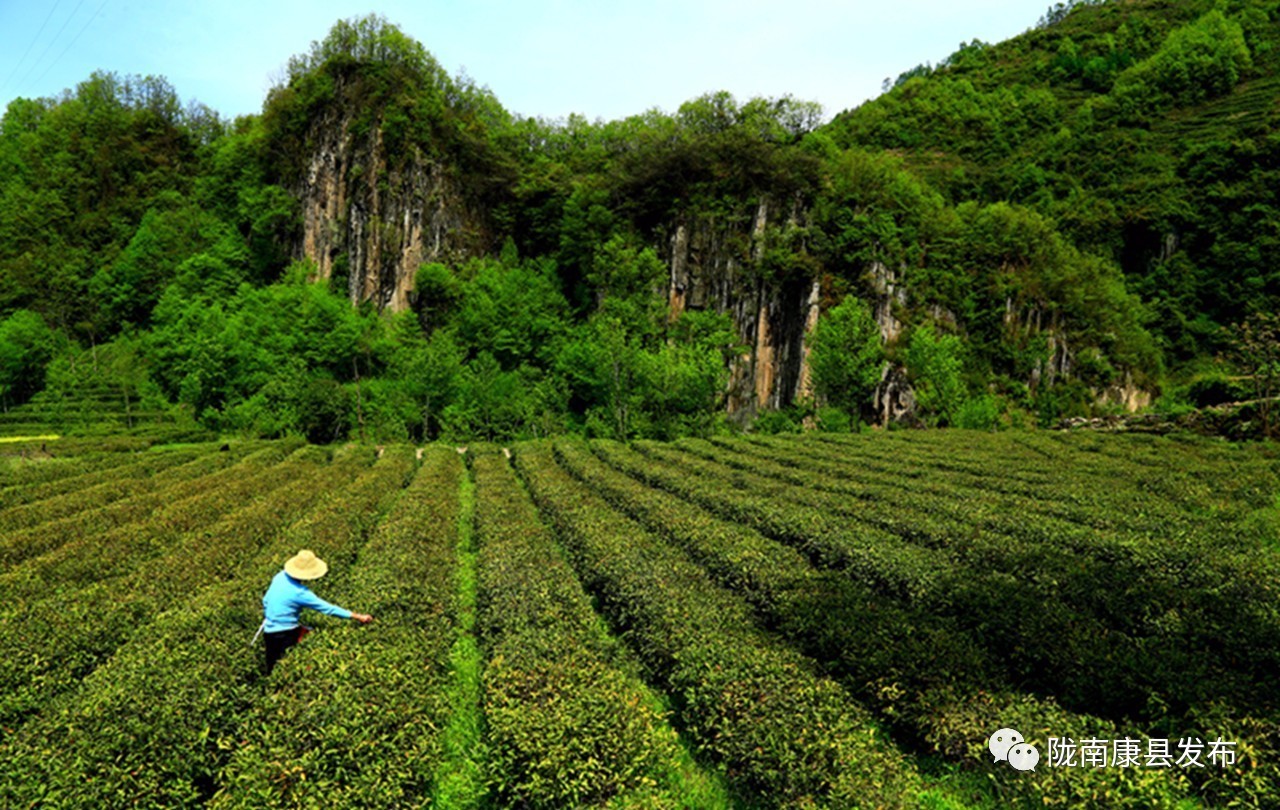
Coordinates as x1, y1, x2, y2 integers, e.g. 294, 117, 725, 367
826, 0, 1279, 367
0, 2, 1276, 441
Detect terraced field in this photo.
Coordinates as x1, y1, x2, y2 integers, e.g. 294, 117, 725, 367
0, 356, 208, 446
0, 431, 1277, 808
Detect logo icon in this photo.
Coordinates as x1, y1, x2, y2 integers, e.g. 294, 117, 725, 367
1007, 741, 1040, 771
989, 728, 1039, 771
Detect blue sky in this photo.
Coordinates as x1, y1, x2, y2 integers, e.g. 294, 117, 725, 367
0, 1, 1050, 124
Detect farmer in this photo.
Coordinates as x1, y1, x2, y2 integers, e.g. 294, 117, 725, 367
260, 549, 373, 674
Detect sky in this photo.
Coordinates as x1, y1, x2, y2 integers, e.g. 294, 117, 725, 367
0, 1, 1051, 124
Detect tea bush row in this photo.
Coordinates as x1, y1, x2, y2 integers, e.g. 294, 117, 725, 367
513, 442, 921, 809
601, 440, 1280, 724
557, 439, 1200, 807
473, 451, 692, 808
0, 449, 208, 532
0, 445, 252, 565
0, 445, 220, 513
0, 441, 311, 607
0, 445, 356, 729
714, 437, 1280, 717
0, 441, 286, 575
0, 449, 413, 808
0, 449, 142, 502
0, 446, 266, 572
733, 434, 1220, 536
213, 448, 462, 807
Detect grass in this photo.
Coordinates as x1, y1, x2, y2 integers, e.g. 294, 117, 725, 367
915, 756, 1001, 810
641, 690, 741, 809
431, 464, 488, 807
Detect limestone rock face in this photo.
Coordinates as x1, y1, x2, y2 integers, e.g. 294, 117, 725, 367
288, 95, 1151, 421
870, 261, 906, 345
661, 198, 821, 422
875, 364, 917, 426
1100, 371, 1153, 412
293, 98, 486, 312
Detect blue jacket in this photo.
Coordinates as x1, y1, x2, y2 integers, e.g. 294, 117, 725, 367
262, 570, 352, 632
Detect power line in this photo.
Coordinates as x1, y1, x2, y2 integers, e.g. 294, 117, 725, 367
0, 1, 64, 97
13, 0, 90, 95
30, 0, 112, 92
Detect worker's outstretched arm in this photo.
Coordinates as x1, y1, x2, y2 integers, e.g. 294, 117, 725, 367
298, 589, 370, 623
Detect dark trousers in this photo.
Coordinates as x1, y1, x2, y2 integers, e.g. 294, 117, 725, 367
263, 626, 309, 674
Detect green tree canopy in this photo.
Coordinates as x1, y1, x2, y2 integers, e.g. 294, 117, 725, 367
808, 295, 884, 422
0, 310, 59, 408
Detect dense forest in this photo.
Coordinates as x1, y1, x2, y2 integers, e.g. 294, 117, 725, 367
1, 0, 1277, 442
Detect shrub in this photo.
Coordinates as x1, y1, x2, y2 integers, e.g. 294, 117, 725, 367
954, 394, 1000, 430
808, 295, 884, 423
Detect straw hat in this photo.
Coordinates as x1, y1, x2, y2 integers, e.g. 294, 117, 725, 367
284, 549, 329, 580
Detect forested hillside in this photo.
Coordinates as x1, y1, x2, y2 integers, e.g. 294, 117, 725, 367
0, 0, 1276, 442
827, 0, 1280, 373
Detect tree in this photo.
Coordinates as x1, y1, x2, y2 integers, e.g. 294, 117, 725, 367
90, 201, 249, 329
906, 327, 967, 426
808, 296, 884, 424
586, 235, 667, 338
1109, 9, 1252, 119
441, 352, 536, 441
0, 310, 58, 408
639, 310, 741, 439
384, 313, 462, 440
413, 263, 462, 329
451, 255, 569, 369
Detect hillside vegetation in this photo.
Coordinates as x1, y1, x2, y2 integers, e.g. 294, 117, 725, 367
0, 1, 1277, 441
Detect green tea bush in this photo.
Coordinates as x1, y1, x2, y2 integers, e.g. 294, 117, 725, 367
0, 447, 272, 577
214, 448, 461, 807
0, 442, 307, 608
0, 451, 407, 807
513, 442, 921, 808
0, 449, 167, 507
0, 448, 200, 537
473, 452, 685, 807
614, 438, 1280, 731
0, 444, 341, 729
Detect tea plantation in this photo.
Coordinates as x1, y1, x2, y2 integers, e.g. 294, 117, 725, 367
0, 431, 1277, 808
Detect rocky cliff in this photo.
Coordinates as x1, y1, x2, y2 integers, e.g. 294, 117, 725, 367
293, 96, 488, 312
287, 99, 1151, 423
661, 198, 822, 422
